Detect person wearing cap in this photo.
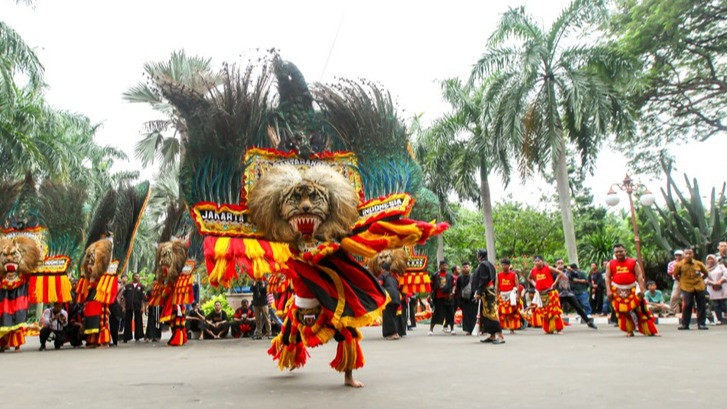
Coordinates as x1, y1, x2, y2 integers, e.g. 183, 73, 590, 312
606, 244, 658, 336
673, 248, 709, 330
496, 258, 521, 334
472, 249, 504, 344
527, 255, 565, 334
667, 250, 685, 315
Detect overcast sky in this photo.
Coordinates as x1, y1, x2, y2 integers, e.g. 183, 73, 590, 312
4, 0, 724, 212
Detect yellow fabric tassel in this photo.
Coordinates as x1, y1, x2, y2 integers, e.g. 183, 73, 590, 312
210, 237, 231, 285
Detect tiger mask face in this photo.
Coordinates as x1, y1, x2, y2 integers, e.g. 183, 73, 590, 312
368, 248, 408, 276
0, 236, 41, 282
248, 165, 359, 244
155, 239, 188, 284
80, 238, 112, 282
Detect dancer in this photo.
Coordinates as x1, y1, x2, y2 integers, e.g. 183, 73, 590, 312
472, 250, 504, 344
527, 256, 565, 334
606, 244, 658, 336
0, 236, 41, 351
497, 258, 522, 333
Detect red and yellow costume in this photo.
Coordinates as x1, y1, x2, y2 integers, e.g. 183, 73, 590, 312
0, 275, 29, 349
497, 271, 522, 330
609, 258, 658, 336
75, 271, 118, 346
149, 271, 194, 346
531, 265, 564, 334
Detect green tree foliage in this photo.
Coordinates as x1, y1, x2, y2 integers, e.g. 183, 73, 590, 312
612, 0, 727, 172
123, 50, 219, 171
470, 0, 635, 264
644, 167, 726, 258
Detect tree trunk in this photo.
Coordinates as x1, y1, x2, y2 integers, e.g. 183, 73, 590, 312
479, 160, 496, 263
436, 234, 445, 264
554, 146, 579, 265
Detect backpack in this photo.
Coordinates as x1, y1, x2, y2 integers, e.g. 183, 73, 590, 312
461, 280, 473, 299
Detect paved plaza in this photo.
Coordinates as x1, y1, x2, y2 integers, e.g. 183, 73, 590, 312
4, 322, 724, 409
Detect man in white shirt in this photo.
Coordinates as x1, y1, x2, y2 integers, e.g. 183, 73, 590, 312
668, 250, 684, 315
39, 303, 68, 351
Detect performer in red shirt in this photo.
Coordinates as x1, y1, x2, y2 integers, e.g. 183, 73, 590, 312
497, 259, 522, 333
606, 244, 658, 337
527, 255, 565, 334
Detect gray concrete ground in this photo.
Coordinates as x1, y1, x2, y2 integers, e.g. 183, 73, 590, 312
3, 322, 724, 409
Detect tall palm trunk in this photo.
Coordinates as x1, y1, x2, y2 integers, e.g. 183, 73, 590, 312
479, 159, 496, 263
436, 235, 444, 264
554, 142, 579, 265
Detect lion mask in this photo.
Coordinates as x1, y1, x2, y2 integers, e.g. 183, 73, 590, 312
368, 249, 408, 276
248, 165, 359, 244
79, 238, 112, 282
0, 236, 42, 282
155, 239, 188, 285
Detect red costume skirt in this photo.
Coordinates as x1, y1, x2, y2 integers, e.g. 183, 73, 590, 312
498, 294, 522, 330
539, 290, 564, 334
611, 286, 658, 336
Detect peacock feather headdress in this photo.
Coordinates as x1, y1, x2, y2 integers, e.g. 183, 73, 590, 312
313, 79, 423, 200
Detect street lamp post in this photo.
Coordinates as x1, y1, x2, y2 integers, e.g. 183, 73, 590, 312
605, 174, 655, 269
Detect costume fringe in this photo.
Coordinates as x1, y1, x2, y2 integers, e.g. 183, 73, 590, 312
498, 297, 522, 330
29, 274, 73, 303
94, 274, 119, 304
168, 315, 188, 346
541, 290, 564, 334
330, 328, 364, 372
0, 329, 25, 348
611, 287, 658, 336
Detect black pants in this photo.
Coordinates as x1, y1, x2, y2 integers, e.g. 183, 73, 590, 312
398, 301, 407, 336
66, 324, 84, 347
682, 290, 707, 327
204, 323, 230, 339
146, 305, 161, 340
460, 299, 478, 334
590, 288, 604, 315
408, 297, 418, 328
108, 301, 122, 345
124, 308, 144, 341
430, 298, 454, 330
39, 327, 66, 349
382, 303, 401, 337
560, 294, 591, 322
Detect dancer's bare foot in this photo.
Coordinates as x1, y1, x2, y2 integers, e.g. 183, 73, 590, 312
626, 332, 634, 337
344, 370, 364, 388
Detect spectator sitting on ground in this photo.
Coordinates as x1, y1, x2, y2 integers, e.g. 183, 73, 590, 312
644, 281, 670, 317
231, 299, 255, 338
203, 301, 230, 339
186, 302, 206, 340
39, 302, 68, 351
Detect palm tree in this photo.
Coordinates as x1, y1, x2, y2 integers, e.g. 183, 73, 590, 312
470, 0, 634, 264
0, 20, 44, 105
123, 50, 219, 171
425, 79, 514, 263
414, 116, 478, 263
